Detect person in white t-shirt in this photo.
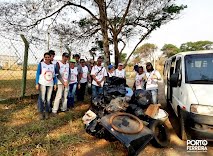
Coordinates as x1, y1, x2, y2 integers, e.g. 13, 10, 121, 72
35, 52, 57, 120
145, 62, 161, 104
91, 56, 107, 99
107, 64, 115, 77
134, 66, 146, 90
77, 59, 90, 101
115, 63, 126, 79
52, 52, 70, 114
67, 59, 79, 108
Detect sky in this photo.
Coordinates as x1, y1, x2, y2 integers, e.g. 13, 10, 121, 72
1, 0, 213, 62
137, 0, 213, 50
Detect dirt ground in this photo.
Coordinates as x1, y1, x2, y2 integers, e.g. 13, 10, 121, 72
126, 79, 212, 156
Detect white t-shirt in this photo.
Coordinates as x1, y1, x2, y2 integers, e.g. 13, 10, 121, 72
145, 70, 161, 90
80, 66, 89, 83
115, 69, 126, 78
135, 73, 146, 90
108, 71, 115, 77
91, 65, 107, 87
69, 67, 78, 84
57, 61, 69, 85
39, 62, 55, 86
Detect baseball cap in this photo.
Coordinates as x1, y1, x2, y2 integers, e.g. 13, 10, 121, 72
108, 64, 114, 70
118, 63, 124, 66
62, 52, 70, 57
69, 59, 76, 63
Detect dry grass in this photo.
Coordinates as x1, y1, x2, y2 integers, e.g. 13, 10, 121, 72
0, 70, 36, 99
0, 96, 127, 156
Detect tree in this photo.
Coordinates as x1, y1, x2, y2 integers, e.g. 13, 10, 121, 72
0, 0, 186, 66
180, 41, 213, 52
120, 53, 127, 63
161, 44, 180, 57
134, 43, 157, 63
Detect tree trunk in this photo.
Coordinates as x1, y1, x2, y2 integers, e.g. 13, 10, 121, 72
97, 0, 110, 65
113, 35, 120, 67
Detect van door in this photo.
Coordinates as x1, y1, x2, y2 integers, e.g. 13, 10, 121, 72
172, 56, 182, 114
167, 57, 176, 104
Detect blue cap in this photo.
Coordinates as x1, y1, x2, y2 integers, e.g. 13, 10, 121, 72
108, 64, 114, 70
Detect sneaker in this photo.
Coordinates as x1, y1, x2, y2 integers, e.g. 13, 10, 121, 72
39, 112, 45, 120
45, 112, 49, 119
52, 112, 57, 117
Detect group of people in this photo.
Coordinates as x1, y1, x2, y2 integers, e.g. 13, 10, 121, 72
35, 50, 161, 120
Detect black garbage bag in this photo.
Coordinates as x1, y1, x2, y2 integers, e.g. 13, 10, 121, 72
131, 89, 152, 109
91, 95, 107, 117
106, 76, 126, 86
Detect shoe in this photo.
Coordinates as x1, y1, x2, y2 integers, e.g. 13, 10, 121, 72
45, 112, 49, 119
39, 112, 45, 120
52, 112, 57, 117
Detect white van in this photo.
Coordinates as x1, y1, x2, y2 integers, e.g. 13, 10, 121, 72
163, 50, 213, 140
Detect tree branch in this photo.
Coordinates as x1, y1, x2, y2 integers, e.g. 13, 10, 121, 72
67, 1, 99, 21
119, 39, 126, 54
116, 0, 132, 35
124, 26, 156, 67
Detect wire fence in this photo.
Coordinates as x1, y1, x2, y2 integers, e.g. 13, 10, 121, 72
0, 37, 41, 101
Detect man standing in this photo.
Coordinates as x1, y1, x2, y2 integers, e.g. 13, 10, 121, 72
77, 59, 90, 102
52, 52, 70, 114
115, 63, 126, 80
90, 56, 107, 99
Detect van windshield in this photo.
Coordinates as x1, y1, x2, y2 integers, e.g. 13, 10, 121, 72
185, 53, 213, 84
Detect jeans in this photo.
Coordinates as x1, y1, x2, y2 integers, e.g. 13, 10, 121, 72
92, 84, 103, 99
77, 82, 87, 101
67, 83, 77, 108
38, 85, 53, 113
150, 89, 158, 104
52, 84, 69, 113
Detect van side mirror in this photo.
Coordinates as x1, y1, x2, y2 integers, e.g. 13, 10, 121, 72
170, 73, 179, 87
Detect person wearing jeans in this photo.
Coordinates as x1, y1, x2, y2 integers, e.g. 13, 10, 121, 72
145, 62, 161, 104
77, 59, 90, 102
52, 52, 70, 114
67, 59, 80, 108
91, 56, 107, 99
36, 52, 57, 120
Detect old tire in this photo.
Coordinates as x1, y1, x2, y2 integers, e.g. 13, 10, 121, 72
148, 120, 170, 147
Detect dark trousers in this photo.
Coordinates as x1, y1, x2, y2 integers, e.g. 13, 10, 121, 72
77, 82, 87, 101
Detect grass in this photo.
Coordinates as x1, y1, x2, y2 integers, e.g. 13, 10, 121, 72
0, 96, 126, 156
0, 70, 36, 100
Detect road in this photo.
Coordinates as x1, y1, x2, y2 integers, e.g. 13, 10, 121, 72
126, 79, 212, 156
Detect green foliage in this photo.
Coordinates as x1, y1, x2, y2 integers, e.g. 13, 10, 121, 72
161, 44, 180, 57
134, 43, 157, 55
121, 53, 127, 62
180, 41, 213, 52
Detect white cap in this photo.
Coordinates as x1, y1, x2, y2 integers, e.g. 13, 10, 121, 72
118, 63, 124, 66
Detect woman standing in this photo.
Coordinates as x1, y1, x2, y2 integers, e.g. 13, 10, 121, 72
77, 59, 90, 102
36, 52, 57, 120
134, 66, 146, 90
67, 59, 79, 108
145, 62, 161, 104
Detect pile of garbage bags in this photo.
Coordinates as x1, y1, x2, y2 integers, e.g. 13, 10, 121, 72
82, 77, 170, 155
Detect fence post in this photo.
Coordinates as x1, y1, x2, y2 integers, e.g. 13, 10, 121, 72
20, 34, 29, 97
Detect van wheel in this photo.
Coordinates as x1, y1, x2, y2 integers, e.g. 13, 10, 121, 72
148, 120, 170, 147
179, 110, 187, 141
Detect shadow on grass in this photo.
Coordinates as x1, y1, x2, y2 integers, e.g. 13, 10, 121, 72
0, 96, 100, 155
